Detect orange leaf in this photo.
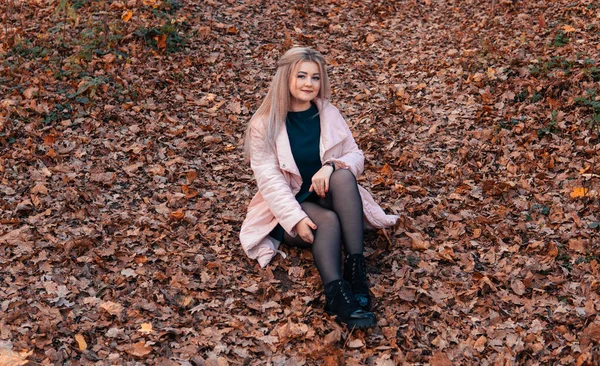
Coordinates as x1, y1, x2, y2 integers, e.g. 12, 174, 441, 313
74, 334, 87, 351
182, 185, 198, 199
570, 187, 588, 198
169, 209, 185, 220
379, 163, 393, 178
121, 10, 133, 22
562, 25, 576, 33
186, 170, 197, 184
155, 34, 167, 50
43, 135, 56, 146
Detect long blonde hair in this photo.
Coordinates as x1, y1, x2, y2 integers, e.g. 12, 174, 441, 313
244, 47, 331, 158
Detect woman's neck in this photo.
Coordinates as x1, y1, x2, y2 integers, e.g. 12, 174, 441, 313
290, 100, 312, 112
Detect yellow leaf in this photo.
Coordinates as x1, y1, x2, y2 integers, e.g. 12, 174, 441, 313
139, 323, 153, 334
570, 187, 588, 198
74, 334, 87, 351
562, 25, 576, 33
122, 10, 133, 22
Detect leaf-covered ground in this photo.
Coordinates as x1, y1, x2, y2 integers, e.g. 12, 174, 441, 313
1, 0, 600, 364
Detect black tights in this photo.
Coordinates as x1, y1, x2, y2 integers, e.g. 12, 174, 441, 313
283, 169, 364, 284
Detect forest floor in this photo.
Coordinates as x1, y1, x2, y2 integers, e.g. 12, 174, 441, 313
1, 0, 600, 365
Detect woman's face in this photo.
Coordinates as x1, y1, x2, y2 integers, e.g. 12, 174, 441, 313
289, 61, 321, 111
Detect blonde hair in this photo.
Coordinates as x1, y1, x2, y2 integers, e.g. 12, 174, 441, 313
244, 47, 331, 158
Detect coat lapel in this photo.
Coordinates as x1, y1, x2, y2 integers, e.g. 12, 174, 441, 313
315, 99, 348, 158
275, 123, 301, 177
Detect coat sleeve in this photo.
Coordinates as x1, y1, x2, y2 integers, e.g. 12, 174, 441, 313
248, 124, 307, 236
325, 112, 365, 178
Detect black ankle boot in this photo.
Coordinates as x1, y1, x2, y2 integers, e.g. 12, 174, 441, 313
324, 279, 376, 329
343, 254, 372, 310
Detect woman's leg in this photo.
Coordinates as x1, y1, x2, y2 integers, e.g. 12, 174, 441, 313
314, 169, 371, 309
283, 201, 342, 284
315, 169, 365, 255
282, 200, 376, 328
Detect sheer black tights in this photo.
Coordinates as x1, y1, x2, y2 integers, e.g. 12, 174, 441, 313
283, 169, 364, 284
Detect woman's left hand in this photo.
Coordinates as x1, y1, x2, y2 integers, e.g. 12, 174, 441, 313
309, 164, 335, 198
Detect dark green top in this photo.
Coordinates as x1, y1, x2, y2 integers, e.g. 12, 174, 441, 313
269, 103, 321, 241
287, 103, 321, 202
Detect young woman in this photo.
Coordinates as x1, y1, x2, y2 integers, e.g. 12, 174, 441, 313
239, 47, 398, 329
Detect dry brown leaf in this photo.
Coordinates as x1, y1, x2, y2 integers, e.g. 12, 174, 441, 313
430, 351, 453, 366
347, 338, 364, 349
127, 341, 152, 358
406, 232, 430, 250
474, 336, 487, 352
23, 87, 38, 99
510, 279, 526, 296
99, 301, 123, 316
0, 346, 33, 366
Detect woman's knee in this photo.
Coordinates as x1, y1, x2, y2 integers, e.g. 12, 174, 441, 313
313, 209, 341, 230
329, 169, 357, 190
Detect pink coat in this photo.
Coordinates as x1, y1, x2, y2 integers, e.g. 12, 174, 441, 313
240, 99, 398, 267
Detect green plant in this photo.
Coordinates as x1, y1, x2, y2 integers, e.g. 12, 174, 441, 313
537, 110, 558, 138
44, 103, 74, 125
55, 0, 78, 45
134, 23, 186, 53
574, 89, 600, 133
552, 30, 569, 47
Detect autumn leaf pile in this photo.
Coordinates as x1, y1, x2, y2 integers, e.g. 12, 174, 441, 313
1, 0, 599, 364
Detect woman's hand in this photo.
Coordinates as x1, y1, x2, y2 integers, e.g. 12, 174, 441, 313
309, 164, 334, 198
294, 217, 317, 243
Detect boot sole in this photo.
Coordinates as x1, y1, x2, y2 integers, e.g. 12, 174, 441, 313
325, 310, 377, 329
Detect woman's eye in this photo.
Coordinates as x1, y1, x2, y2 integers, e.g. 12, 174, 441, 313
313, 76, 320, 81
297, 75, 305, 79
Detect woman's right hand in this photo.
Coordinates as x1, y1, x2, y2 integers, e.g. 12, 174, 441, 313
294, 217, 317, 244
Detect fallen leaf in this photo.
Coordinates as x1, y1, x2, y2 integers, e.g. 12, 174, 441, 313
74, 334, 87, 351
570, 187, 588, 198
0, 345, 33, 366
127, 341, 152, 358
562, 25, 576, 33
347, 339, 364, 348
99, 301, 123, 316
155, 34, 167, 50
139, 323, 153, 334
431, 351, 453, 366
122, 10, 133, 22
510, 279, 526, 296
23, 87, 38, 99
169, 209, 185, 220
406, 232, 430, 250
474, 335, 487, 352
31, 182, 48, 195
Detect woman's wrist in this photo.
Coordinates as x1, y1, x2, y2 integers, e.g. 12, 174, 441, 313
324, 162, 335, 171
